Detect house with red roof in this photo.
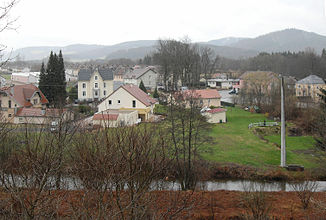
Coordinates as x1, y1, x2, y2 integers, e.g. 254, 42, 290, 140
13, 108, 73, 125
201, 108, 227, 123
181, 89, 222, 108
0, 84, 48, 121
97, 84, 158, 122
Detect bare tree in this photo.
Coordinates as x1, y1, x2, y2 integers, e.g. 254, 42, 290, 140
165, 91, 209, 190
0, 0, 19, 66
200, 47, 219, 87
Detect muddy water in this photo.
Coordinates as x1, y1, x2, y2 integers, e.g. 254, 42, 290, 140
150, 180, 326, 192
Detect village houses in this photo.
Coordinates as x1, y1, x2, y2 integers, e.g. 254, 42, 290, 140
0, 84, 48, 122
97, 84, 157, 122
295, 75, 326, 102
77, 68, 114, 102
123, 66, 158, 90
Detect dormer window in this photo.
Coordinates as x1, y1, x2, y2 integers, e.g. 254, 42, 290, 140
95, 75, 98, 80
33, 99, 38, 105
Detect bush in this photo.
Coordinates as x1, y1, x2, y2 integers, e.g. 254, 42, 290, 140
154, 104, 168, 115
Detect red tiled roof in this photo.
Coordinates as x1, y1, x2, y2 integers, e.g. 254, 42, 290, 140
16, 107, 66, 117
93, 114, 119, 121
207, 108, 226, 114
122, 84, 157, 107
1, 84, 48, 107
184, 89, 221, 99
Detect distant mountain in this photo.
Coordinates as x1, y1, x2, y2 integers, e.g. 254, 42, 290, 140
10, 29, 326, 61
206, 37, 249, 46
229, 28, 326, 53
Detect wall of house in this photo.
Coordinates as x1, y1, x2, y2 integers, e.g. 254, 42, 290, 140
123, 78, 138, 86
204, 111, 226, 123
139, 70, 158, 90
98, 87, 147, 112
117, 111, 138, 126
295, 83, 326, 102
92, 119, 118, 128
78, 71, 113, 101
200, 98, 221, 107
0, 95, 19, 121
13, 116, 48, 124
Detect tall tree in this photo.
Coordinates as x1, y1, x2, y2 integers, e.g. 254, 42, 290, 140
315, 88, 326, 151
57, 50, 67, 106
39, 51, 67, 107
139, 80, 147, 93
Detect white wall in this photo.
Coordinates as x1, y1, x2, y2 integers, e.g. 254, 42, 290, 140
98, 87, 147, 112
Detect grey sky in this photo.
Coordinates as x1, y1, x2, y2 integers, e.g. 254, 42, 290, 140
2, 0, 326, 49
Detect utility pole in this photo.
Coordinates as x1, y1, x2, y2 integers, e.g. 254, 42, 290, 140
280, 76, 286, 167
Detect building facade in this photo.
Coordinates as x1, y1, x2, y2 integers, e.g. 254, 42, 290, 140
123, 67, 158, 90
97, 84, 157, 121
295, 75, 326, 102
77, 68, 114, 102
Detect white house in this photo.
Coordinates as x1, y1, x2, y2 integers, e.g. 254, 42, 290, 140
97, 84, 157, 122
123, 67, 158, 90
207, 78, 240, 89
77, 68, 114, 102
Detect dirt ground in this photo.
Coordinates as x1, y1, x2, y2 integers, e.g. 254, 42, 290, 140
2, 190, 326, 219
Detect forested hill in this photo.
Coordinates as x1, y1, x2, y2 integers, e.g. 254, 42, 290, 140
10, 29, 326, 62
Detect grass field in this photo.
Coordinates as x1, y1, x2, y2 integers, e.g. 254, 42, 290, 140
201, 107, 323, 168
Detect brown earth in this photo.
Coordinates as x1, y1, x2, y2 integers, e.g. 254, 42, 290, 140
2, 190, 326, 219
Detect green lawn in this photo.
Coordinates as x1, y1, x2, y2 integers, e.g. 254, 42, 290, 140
201, 107, 323, 168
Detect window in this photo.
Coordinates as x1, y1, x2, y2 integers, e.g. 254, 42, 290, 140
8, 100, 11, 108
82, 83, 86, 88
83, 91, 86, 96
118, 100, 120, 104
19, 117, 23, 122
94, 91, 98, 96
33, 99, 38, 105
95, 75, 98, 80
95, 83, 98, 88
109, 100, 112, 105
104, 82, 106, 88
8, 114, 11, 117
104, 90, 106, 96
132, 100, 136, 108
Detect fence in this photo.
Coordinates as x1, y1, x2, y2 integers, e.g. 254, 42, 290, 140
248, 122, 279, 129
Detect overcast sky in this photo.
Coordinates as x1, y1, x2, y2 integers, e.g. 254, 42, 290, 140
2, 0, 326, 49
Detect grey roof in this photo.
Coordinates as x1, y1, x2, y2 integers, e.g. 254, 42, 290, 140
297, 75, 325, 84
78, 68, 114, 81
124, 67, 156, 79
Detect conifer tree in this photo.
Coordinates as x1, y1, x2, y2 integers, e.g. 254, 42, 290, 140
38, 51, 67, 107
139, 80, 147, 93
153, 87, 159, 98
315, 88, 326, 151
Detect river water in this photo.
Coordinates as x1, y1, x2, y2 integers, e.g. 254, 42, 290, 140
56, 178, 326, 192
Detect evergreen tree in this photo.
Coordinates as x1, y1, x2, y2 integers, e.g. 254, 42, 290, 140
139, 80, 147, 93
38, 62, 48, 98
315, 88, 326, 151
39, 51, 67, 107
153, 87, 159, 98
57, 50, 67, 106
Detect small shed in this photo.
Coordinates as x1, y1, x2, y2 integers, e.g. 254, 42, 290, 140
202, 108, 227, 123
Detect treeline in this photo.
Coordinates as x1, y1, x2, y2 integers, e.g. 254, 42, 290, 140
145, 42, 326, 80
205, 49, 326, 80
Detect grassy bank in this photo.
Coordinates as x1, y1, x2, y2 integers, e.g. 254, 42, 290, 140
201, 107, 324, 169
